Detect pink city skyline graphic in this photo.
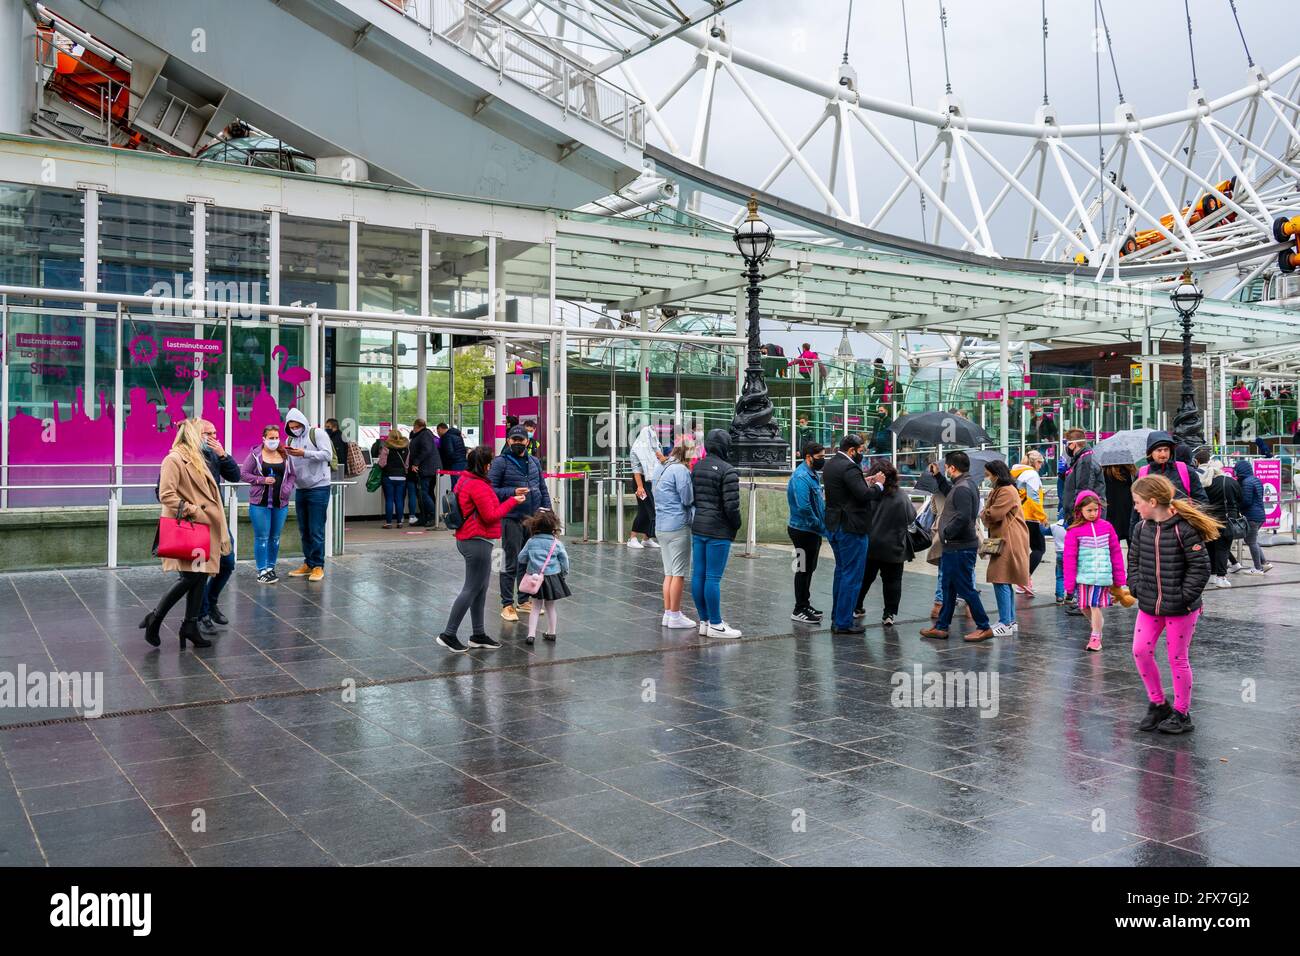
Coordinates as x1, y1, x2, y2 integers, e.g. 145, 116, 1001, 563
7, 374, 302, 469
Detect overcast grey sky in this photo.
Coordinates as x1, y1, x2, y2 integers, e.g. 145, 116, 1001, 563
625, 0, 1295, 359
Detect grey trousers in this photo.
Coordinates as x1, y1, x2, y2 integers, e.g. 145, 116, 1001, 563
1244, 519, 1268, 570
444, 537, 494, 638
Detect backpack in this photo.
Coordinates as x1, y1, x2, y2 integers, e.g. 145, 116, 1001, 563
308, 428, 339, 470
1138, 461, 1190, 497
442, 480, 476, 531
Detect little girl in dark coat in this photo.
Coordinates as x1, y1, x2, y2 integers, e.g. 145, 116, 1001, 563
1128, 474, 1219, 736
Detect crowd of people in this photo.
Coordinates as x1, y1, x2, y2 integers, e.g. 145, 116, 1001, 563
775, 425, 1273, 736
141, 402, 1275, 739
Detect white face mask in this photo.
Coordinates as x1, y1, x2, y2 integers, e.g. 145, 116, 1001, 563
264, 438, 280, 450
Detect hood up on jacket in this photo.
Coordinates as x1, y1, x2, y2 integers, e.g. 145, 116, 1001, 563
1233, 460, 1254, 480
284, 407, 311, 438
1145, 430, 1175, 456
704, 428, 732, 463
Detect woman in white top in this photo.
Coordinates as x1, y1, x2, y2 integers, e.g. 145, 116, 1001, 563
628, 424, 664, 549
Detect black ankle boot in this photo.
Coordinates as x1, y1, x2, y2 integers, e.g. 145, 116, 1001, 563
1138, 700, 1173, 732
179, 618, 212, 649
207, 606, 228, 626
139, 611, 162, 647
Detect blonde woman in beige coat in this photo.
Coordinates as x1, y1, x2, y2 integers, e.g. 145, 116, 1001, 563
140, 419, 231, 650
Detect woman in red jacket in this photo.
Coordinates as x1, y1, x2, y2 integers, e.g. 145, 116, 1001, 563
437, 445, 524, 652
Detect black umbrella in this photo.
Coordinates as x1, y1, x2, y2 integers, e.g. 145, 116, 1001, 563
889, 410, 992, 448
912, 449, 1007, 493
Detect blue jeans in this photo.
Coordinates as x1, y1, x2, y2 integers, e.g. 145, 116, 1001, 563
295, 485, 330, 568
249, 504, 288, 571
690, 535, 732, 626
1055, 552, 1066, 600
993, 582, 1015, 626
936, 548, 990, 631
201, 530, 235, 616
405, 477, 421, 519
934, 564, 944, 603
382, 476, 407, 524
828, 529, 868, 629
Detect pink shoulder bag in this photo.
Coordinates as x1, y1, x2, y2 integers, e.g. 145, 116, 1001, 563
518, 538, 558, 595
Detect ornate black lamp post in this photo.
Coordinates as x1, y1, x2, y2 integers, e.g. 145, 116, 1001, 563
1169, 268, 1206, 450
730, 196, 789, 469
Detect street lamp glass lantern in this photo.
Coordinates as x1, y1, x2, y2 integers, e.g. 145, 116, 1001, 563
733, 197, 774, 263
1170, 273, 1202, 317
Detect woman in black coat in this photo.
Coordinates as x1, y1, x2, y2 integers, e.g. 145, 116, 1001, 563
856, 462, 917, 626
690, 429, 742, 638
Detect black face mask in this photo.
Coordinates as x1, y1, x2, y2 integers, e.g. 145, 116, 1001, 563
811, 458, 825, 471
509, 443, 526, 457
851, 452, 863, 465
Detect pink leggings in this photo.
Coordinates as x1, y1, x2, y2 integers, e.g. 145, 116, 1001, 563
1131, 609, 1198, 713
528, 600, 558, 638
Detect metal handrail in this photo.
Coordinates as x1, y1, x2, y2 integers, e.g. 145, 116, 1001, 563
389, 0, 645, 148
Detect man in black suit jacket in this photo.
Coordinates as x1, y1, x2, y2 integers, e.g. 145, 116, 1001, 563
822, 433, 883, 634
408, 419, 442, 527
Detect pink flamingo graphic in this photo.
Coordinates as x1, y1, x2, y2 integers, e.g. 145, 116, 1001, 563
272, 345, 312, 408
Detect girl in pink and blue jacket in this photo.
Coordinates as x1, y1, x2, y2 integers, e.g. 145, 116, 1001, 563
1064, 489, 1126, 652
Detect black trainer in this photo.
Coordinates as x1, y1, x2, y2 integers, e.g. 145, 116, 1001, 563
791, 608, 820, 624
208, 606, 228, 626
831, 624, 866, 635
524, 634, 536, 645
1157, 709, 1194, 735
1138, 700, 1173, 732
881, 614, 895, 626
436, 633, 467, 653
467, 634, 501, 649
543, 633, 557, 642
808, 606, 825, 617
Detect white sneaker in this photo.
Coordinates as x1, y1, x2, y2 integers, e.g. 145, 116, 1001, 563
1244, 568, 1264, 575
627, 537, 644, 549
661, 611, 671, 626
1262, 563, 1274, 573
1212, 576, 1231, 588
709, 621, 742, 639
698, 620, 710, 637
991, 622, 1015, 637
646, 538, 661, 549
1227, 563, 1243, 574
667, 612, 697, 629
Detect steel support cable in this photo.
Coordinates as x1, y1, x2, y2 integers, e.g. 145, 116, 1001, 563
1095, 0, 1125, 105
842, 0, 854, 64
937, 2, 953, 96
900, 0, 928, 235
1041, 0, 1049, 107
1227, 0, 1254, 68
1184, 0, 1199, 90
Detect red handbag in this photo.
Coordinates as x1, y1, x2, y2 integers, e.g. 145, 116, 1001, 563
154, 499, 211, 562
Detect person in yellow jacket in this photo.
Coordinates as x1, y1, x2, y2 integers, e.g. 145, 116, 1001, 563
1011, 450, 1048, 594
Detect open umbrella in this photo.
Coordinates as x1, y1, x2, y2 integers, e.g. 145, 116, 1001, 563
912, 450, 1007, 493
889, 410, 992, 448
1093, 429, 1154, 466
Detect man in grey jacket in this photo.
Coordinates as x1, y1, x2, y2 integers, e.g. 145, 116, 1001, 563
283, 407, 334, 581
919, 451, 993, 642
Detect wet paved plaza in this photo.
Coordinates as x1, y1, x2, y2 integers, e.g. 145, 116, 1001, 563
2, 531, 1299, 867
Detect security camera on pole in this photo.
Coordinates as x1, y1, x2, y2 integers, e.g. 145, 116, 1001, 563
730, 196, 789, 470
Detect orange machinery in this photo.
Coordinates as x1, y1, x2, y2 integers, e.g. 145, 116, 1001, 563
1118, 177, 1238, 257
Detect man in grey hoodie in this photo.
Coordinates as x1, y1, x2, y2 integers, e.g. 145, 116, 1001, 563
283, 408, 334, 581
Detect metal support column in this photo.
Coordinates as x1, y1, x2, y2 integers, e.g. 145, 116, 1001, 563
225, 313, 236, 562
417, 228, 429, 423
82, 186, 99, 416
191, 199, 206, 417
999, 313, 1010, 455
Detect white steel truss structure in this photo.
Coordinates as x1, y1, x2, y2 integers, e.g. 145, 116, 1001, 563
505, 0, 1300, 294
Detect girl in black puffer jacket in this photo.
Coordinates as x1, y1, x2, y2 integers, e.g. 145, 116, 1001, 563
690, 429, 742, 638
1128, 474, 1219, 737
